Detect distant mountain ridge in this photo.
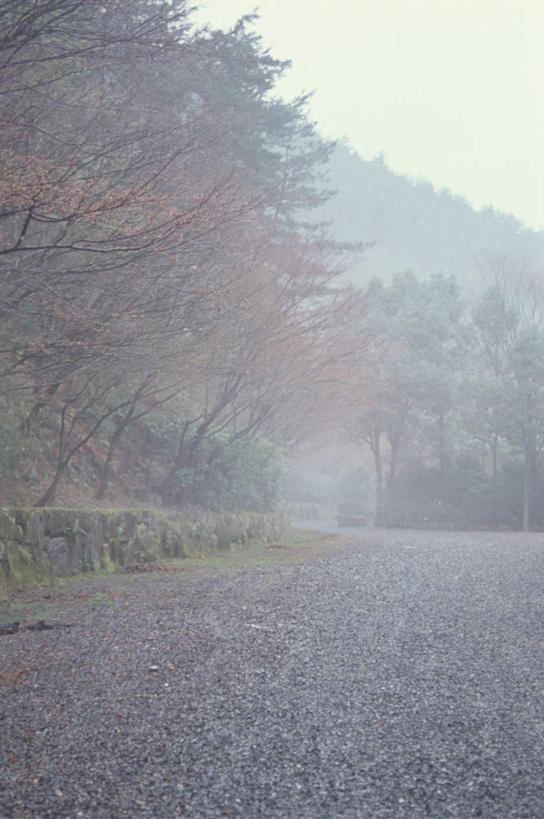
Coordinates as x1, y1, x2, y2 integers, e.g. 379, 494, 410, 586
321, 142, 544, 292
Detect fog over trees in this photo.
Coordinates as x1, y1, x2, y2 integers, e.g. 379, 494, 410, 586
2, 1, 544, 530
320, 142, 544, 290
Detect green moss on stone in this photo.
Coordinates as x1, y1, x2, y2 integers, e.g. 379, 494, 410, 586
0, 506, 288, 594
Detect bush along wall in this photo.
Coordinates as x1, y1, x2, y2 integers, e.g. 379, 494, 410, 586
0, 507, 288, 595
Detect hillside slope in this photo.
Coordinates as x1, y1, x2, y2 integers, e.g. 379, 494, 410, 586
321, 143, 544, 291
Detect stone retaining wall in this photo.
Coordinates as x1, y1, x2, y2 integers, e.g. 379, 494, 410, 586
0, 507, 287, 595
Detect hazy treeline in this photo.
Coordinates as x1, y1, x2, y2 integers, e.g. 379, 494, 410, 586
0, 0, 364, 510
348, 260, 544, 532
322, 143, 544, 289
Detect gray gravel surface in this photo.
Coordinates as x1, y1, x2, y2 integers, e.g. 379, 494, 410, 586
1, 528, 543, 818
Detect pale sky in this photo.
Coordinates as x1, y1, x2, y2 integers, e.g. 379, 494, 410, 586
193, 0, 544, 232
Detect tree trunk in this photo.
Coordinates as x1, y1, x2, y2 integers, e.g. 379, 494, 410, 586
491, 433, 499, 483
372, 429, 385, 526
35, 463, 65, 507
438, 413, 449, 475
490, 432, 499, 528
157, 422, 194, 505
95, 409, 136, 500
385, 443, 400, 525
522, 459, 530, 532
95, 433, 120, 500
521, 433, 535, 532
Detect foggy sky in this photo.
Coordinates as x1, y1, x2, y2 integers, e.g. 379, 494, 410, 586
194, 0, 544, 232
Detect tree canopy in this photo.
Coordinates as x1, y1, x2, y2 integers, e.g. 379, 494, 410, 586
0, 0, 365, 510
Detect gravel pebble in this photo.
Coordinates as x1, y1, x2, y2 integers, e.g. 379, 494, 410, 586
1, 528, 543, 817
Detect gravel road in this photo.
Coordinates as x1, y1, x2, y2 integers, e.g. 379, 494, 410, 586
1, 528, 543, 818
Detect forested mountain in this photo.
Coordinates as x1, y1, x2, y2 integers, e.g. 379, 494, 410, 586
321, 142, 544, 290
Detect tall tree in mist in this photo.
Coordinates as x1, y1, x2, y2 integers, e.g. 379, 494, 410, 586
355, 273, 466, 525
0, 2, 362, 507
472, 257, 544, 530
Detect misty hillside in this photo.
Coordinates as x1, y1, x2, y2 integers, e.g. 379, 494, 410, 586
321, 142, 544, 290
